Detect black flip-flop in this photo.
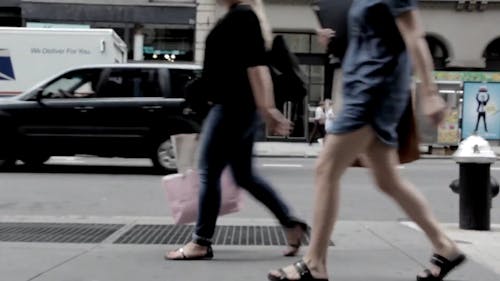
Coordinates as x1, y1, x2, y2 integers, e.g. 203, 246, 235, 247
268, 260, 329, 281
417, 253, 466, 281
165, 246, 214, 261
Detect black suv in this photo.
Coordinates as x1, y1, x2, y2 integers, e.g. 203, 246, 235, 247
0, 63, 202, 172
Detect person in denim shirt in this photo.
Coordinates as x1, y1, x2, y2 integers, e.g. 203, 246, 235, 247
269, 1, 465, 280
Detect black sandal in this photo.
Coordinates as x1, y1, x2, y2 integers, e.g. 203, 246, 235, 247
165, 245, 214, 261
284, 219, 309, 257
416, 253, 466, 281
268, 260, 329, 281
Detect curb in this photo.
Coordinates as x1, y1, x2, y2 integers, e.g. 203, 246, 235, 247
254, 154, 500, 160
253, 154, 319, 158
254, 154, 455, 159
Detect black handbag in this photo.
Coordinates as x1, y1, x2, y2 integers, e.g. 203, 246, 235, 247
268, 35, 307, 106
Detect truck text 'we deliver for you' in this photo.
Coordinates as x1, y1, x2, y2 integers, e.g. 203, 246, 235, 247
0, 27, 127, 96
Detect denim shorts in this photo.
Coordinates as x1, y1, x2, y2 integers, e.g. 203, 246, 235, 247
326, 85, 411, 147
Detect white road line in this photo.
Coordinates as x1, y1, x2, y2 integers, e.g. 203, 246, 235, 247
400, 221, 423, 232
397, 166, 406, 169
262, 164, 303, 168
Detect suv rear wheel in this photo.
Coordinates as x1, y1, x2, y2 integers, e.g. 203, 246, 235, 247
152, 137, 177, 173
21, 155, 51, 167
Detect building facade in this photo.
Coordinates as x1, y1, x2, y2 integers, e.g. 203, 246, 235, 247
195, 0, 500, 111
1, 0, 500, 141
3, 0, 499, 91
420, 0, 500, 70
1, 0, 197, 61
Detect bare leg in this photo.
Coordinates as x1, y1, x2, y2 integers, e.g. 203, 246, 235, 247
364, 140, 461, 277
269, 126, 375, 280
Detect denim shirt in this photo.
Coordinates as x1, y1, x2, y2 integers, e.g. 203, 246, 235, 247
342, 0, 418, 93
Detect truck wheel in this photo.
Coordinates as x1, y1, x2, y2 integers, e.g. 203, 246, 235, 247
21, 155, 51, 167
151, 137, 177, 173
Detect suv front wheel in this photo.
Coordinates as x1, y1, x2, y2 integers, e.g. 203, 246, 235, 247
0, 157, 15, 170
152, 137, 177, 173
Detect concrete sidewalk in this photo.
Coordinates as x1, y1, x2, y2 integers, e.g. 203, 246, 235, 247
1, 216, 499, 281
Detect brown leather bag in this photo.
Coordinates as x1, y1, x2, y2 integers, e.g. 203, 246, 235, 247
397, 97, 421, 164
352, 97, 420, 167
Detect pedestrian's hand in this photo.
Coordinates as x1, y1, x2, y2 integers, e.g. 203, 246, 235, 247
316, 28, 335, 49
263, 108, 293, 136
422, 94, 447, 126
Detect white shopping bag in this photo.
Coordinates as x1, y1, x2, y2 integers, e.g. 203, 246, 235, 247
171, 133, 200, 174
162, 168, 244, 224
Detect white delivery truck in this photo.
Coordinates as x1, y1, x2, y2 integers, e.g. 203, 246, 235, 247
0, 27, 127, 96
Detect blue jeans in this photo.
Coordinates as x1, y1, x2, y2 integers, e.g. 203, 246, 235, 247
193, 105, 295, 246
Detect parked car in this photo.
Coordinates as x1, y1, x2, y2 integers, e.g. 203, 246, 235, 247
0, 63, 202, 172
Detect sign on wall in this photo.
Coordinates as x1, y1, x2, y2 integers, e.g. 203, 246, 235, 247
437, 109, 460, 144
462, 82, 500, 140
434, 71, 500, 82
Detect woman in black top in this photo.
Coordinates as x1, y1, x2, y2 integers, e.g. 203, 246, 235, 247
166, 0, 307, 260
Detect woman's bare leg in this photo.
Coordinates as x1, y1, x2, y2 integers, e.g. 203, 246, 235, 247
364, 140, 461, 276
269, 126, 375, 280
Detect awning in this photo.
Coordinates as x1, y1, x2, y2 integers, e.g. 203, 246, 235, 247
1, 0, 20, 7
21, 2, 196, 26
266, 4, 320, 32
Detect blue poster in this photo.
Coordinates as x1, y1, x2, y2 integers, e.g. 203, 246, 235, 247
462, 82, 500, 140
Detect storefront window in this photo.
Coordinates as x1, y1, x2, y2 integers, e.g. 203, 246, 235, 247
267, 32, 328, 141
309, 84, 324, 104
277, 33, 326, 102
311, 34, 324, 53
310, 65, 324, 84
142, 28, 194, 62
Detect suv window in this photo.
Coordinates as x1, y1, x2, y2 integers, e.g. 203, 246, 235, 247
97, 68, 164, 98
169, 68, 201, 98
40, 69, 101, 99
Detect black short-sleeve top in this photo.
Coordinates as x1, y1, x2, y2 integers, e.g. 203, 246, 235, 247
202, 4, 267, 113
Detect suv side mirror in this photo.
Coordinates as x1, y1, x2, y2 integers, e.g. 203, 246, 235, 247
35, 88, 44, 104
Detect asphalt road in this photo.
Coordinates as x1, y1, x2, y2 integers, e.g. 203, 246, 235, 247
0, 157, 499, 224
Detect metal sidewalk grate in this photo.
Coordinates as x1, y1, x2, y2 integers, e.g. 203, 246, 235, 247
0, 223, 124, 243
114, 225, 334, 246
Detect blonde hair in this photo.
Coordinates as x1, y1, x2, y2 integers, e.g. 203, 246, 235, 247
244, 0, 273, 49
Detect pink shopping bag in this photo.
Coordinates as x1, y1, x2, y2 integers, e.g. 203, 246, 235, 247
162, 168, 244, 225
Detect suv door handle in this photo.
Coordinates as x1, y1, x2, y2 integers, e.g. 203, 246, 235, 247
74, 106, 94, 111
142, 105, 163, 111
